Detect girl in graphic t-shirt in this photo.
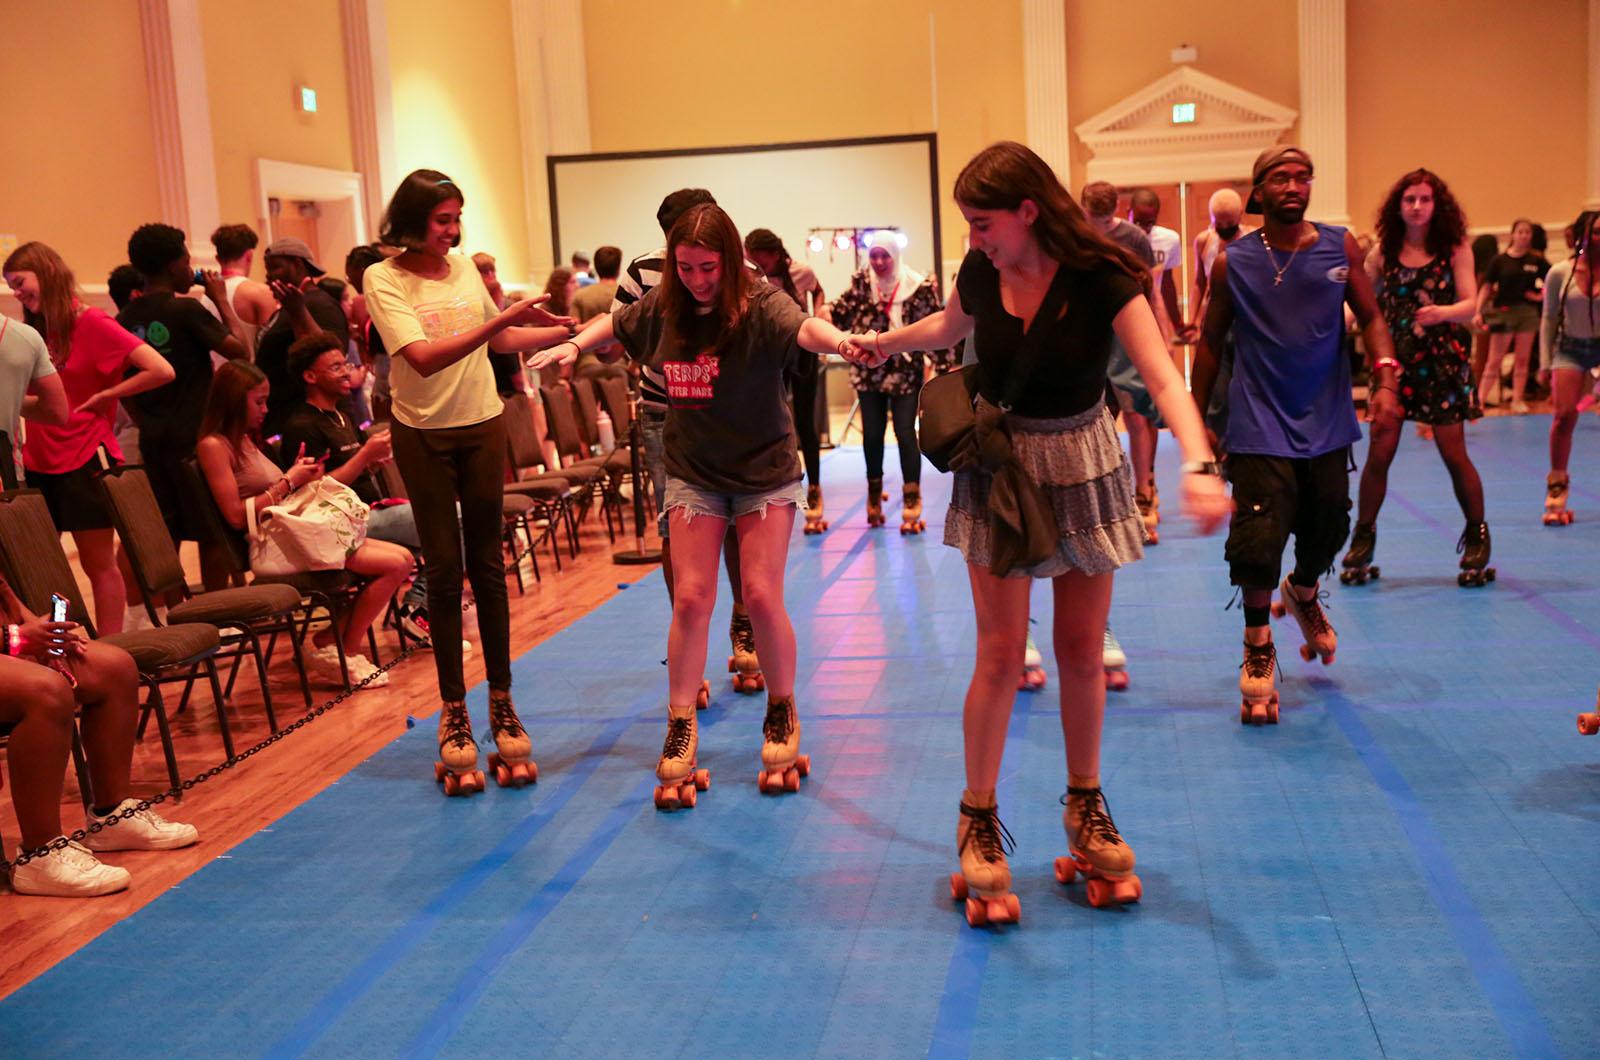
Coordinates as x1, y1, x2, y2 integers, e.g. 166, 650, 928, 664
363, 169, 573, 795
845, 142, 1229, 922
530, 204, 857, 808
3, 242, 175, 635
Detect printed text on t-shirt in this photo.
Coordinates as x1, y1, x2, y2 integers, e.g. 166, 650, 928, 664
663, 353, 720, 405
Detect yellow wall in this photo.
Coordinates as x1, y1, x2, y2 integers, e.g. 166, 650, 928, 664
201, 0, 357, 276
1346, 0, 1588, 234
1064, 0, 1301, 193
580, 0, 1027, 266
0, 2, 161, 285
387, 0, 532, 285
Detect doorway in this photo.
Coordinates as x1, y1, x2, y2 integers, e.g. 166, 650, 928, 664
255, 160, 368, 278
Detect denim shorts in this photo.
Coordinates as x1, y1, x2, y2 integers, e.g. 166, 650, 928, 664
663, 475, 806, 527
1551, 337, 1600, 373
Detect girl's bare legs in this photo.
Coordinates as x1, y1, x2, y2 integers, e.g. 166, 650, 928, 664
665, 509, 727, 706
1478, 331, 1512, 406
731, 503, 796, 696
962, 564, 1031, 791
1550, 367, 1585, 472
1510, 331, 1536, 406
324, 540, 414, 656
73, 529, 126, 635
1051, 570, 1115, 784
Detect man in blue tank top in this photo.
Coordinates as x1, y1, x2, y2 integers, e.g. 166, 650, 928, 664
1191, 146, 1401, 724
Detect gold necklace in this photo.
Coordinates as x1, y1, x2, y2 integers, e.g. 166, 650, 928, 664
1260, 228, 1307, 287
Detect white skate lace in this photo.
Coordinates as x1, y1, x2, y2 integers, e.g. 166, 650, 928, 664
762, 698, 794, 743
662, 715, 694, 758
958, 803, 1015, 864
1455, 522, 1488, 559
1063, 787, 1123, 845
1292, 588, 1333, 638
1242, 641, 1276, 680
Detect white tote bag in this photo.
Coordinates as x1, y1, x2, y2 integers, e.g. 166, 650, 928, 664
246, 478, 371, 577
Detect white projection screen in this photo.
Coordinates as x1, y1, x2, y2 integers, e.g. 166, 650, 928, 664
547, 134, 942, 302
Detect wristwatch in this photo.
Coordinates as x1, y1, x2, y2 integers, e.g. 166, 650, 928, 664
1179, 460, 1223, 477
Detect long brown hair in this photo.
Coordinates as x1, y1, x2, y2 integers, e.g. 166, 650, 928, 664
954, 142, 1147, 284
743, 228, 800, 305
660, 204, 754, 357
199, 360, 268, 454
2, 241, 83, 363
1375, 168, 1467, 266
543, 268, 574, 316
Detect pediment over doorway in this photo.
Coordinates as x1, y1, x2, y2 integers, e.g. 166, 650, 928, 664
1075, 66, 1297, 185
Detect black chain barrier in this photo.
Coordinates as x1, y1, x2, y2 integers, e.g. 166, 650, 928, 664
2, 643, 419, 873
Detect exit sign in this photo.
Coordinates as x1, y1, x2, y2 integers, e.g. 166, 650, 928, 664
298, 85, 318, 114
1171, 102, 1196, 124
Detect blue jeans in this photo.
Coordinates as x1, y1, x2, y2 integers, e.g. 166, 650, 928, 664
366, 501, 428, 611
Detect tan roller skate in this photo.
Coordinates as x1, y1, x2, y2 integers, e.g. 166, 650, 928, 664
757, 694, 810, 794
900, 483, 926, 535
1239, 639, 1280, 725
487, 690, 538, 787
948, 790, 1020, 927
1270, 575, 1337, 665
866, 476, 887, 528
1056, 781, 1142, 908
1545, 471, 1574, 526
727, 605, 764, 694
654, 703, 710, 810
803, 483, 829, 534
433, 699, 485, 796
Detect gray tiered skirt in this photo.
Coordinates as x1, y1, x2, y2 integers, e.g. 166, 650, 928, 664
944, 404, 1145, 579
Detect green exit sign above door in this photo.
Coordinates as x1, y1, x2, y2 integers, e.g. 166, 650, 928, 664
1171, 102, 1196, 124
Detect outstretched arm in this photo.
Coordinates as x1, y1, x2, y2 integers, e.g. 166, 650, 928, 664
843, 284, 973, 366
526, 313, 617, 372
1344, 232, 1401, 425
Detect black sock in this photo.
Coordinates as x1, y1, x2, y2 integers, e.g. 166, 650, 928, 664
1243, 605, 1270, 628
92, 804, 120, 818
1288, 570, 1319, 590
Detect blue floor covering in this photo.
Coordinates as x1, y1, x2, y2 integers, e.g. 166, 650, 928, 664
3, 413, 1598, 1059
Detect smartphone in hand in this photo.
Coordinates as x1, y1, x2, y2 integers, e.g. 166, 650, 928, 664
47, 591, 77, 687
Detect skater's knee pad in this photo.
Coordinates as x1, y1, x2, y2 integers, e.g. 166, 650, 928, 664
1225, 493, 1290, 590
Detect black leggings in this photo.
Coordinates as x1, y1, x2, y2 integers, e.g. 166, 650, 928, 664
859, 389, 921, 483
791, 364, 821, 486
391, 415, 512, 701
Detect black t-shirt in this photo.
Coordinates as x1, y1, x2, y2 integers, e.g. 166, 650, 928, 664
116, 291, 229, 440
955, 250, 1143, 418
278, 401, 380, 504
258, 288, 349, 435
489, 351, 521, 397
611, 281, 807, 493
1486, 252, 1550, 309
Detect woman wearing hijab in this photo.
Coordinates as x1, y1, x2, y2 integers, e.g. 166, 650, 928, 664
827, 231, 959, 532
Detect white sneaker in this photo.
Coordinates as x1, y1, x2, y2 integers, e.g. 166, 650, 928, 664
306, 643, 347, 684
1510, 400, 1531, 415
1103, 626, 1127, 669
83, 799, 200, 851
344, 653, 391, 689
9, 839, 132, 897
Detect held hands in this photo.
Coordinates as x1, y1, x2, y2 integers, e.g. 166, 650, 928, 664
525, 340, 579, 372
840, 330, 891, 368
503, 294, 573, 329
1181, 472, 1232, 537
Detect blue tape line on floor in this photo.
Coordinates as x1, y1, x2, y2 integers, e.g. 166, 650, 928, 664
1323, 689, 1561, 1060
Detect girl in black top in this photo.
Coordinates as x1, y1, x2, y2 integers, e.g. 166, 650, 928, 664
531, 205, 856, 806
1474, 219, 1549, 411
846, 142, 1228, 920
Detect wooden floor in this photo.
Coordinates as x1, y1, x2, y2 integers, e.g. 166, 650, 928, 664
0, 505, 663, 999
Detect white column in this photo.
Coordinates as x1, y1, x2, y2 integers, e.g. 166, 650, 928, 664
511, 0, 592, 275
1587, 0, 1600, 209
1021, 0, 1071, 182
341, 0, 399, 238
138, 0, 221, 260
1297, 0, 1349, 225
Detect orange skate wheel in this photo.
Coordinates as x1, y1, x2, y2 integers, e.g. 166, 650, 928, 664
1127, 875, 1144, 902
1086, 878, 1112, 908
434, 761, 447, 783
965, 897, 987, 926
1576, 713, 1599, 735
783, 767, 801, 792
1270, 601, 1286, 618
1267, 700, 1280, 724
443, 771, 460, 796
1004, 893, 1021, 921
986, 898, 1010, 923
495, 763, 511, 787
1298, 644, 1315, 662
950, 872, 968, 901
796, 754, 811, 777
653, 785, 668, 809
1239, 703, 1251, 725
1322, 652, 1335, 666
681, 784, 697, 809
1055, 855, 1078, 885
694, 768, 711, 790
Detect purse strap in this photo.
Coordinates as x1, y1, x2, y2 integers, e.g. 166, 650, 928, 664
988, 267, 1073, 411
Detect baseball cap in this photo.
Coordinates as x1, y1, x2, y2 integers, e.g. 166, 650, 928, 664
263, 236, 325, 276
1245, 146, 1314, 214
